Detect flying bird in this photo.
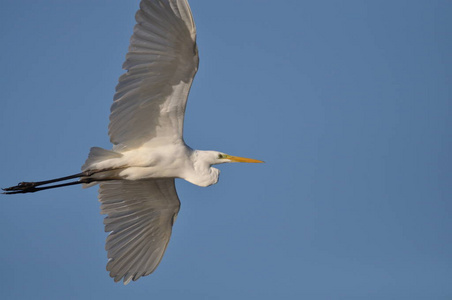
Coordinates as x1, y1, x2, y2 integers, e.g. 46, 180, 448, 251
3, 0, 262, 284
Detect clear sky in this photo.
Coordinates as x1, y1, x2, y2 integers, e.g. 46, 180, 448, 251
0, 0, 451, 299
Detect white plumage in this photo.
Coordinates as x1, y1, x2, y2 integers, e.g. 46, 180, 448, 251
109, 0, 198, 151
99, 179, 179, 285
3, 0, 262, 284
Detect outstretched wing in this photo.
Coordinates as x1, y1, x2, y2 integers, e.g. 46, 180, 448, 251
98, 179, 180, 284
109, 0, 198, 151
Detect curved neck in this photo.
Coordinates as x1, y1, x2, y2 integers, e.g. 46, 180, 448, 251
185, 150, 220, 187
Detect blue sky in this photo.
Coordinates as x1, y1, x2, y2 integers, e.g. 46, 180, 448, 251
0, 0, 451, 299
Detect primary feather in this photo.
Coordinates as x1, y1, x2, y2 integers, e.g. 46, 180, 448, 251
99, 179, 180, 284
109, 0, 198, 152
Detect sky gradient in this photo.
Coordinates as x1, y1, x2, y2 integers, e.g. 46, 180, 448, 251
1, 0, 451, 299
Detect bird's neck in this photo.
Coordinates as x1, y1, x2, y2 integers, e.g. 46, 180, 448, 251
185, 150, 220, 187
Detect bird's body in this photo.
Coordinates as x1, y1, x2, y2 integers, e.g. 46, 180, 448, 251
3, 0, 262, 285
84, 144, 221, 187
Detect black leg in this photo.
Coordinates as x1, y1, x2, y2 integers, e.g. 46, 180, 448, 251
2, 180, 85, 194
2, 171, 93, 193
2, 176, 114, 194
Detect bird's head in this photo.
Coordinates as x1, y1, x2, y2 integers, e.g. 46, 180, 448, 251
189, 151, 264, 187
201, 151, 264, 166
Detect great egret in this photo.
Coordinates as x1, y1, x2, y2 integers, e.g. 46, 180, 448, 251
2, 0, 262, 284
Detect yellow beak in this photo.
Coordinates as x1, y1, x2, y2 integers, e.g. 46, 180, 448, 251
225, 155, 264, 163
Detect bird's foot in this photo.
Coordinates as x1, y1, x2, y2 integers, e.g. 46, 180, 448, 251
2, 182, 38, 194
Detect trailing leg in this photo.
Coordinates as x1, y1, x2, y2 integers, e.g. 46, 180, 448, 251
2, 171, 97, 194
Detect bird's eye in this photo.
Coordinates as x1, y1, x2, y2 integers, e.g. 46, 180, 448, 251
218, 154, 224, 159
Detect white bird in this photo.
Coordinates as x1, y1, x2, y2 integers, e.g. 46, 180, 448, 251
3, 0, 262, 285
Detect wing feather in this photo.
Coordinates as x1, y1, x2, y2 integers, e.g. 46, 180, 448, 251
109, 0, 198, 151
98, 179, 180, 284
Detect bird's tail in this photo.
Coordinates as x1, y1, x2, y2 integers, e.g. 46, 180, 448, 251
81, 147, 123, 171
